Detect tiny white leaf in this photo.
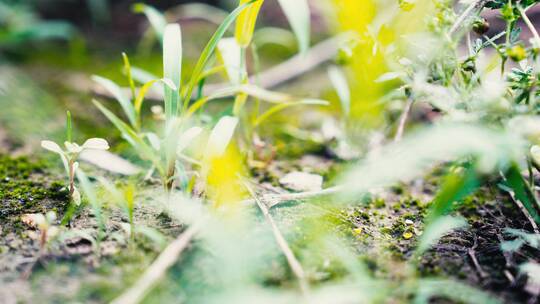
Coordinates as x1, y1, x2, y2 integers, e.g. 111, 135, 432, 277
65, 142, 83, 154
41, 140, 63, 154
72, 187, 81, 206
145, 132, 161, 151
206, 116, 238, 158
82, 138, 110, 150
218, 38, 243, 85
177, 126, 203, 154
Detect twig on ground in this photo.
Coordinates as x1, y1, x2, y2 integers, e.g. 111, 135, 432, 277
468, 237, 488, 279
242, 181, 311, 298
111, 221, 203, 304
394, 97, 414, 142
506, 189, 540, 234
241, 185, 344, 209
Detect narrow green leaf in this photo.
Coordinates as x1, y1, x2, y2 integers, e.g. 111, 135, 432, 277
253, 99, 328, 127
66, 110, 72, 142
163, 23, 182, 119
132, 3, 167, 41
134, 78, 176, 115
502, 164, 540, 225
92, 99, 161, 172
183, 1, 255, 106
276, 0, 311, 53
426, 164, 478, 224
92, 75, 137, 128
122, 52, 136, 99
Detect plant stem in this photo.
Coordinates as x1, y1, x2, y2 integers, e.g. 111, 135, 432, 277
449, 0, 486, 36
394, 97, 414, 142
243, 182, 310, 298
518, 5, 540, 48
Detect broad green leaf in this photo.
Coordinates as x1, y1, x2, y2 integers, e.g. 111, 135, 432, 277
133, 3, 167, 40
92, 75, 137, 128
276, 0, 310, 53
163, 23, 182, 119
328, 65, 350, 116
183, 1, 255, 105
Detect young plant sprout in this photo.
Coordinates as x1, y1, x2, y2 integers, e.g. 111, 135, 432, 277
21, 211, 59, 250
41, 111, 109, 204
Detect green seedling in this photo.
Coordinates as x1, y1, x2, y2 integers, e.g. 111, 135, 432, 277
92, 2, 275, 192
41, 111, 109, 204
21, 211, 59, 250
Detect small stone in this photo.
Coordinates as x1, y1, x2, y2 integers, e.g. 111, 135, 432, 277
404, 219, 414, 225
402, 232, 414, 240
279, 171, 323, 192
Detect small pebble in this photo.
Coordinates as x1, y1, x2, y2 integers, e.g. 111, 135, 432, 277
405, 219, 414, 225
402, 232, 413, 240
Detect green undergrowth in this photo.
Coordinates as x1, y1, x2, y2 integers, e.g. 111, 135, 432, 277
0, 155, 68, 235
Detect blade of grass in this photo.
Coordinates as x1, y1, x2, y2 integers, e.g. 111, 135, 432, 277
133, 3, 167, 41
182, 1, 256, 109
93, 99, 162, 173
276, 0, 310, 53
163, 23, 182, 119
92, 75, 137, 128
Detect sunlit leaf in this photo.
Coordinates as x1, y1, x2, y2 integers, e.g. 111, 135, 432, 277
217, 37, 243, 85
206, 116, 239, 158
276, 0, 310, 53
163, 23, 182, 118
234, 0, 264, 47
328, 65, 350, 116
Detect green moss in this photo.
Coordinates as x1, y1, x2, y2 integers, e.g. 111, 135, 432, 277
0, 155, 68, 234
